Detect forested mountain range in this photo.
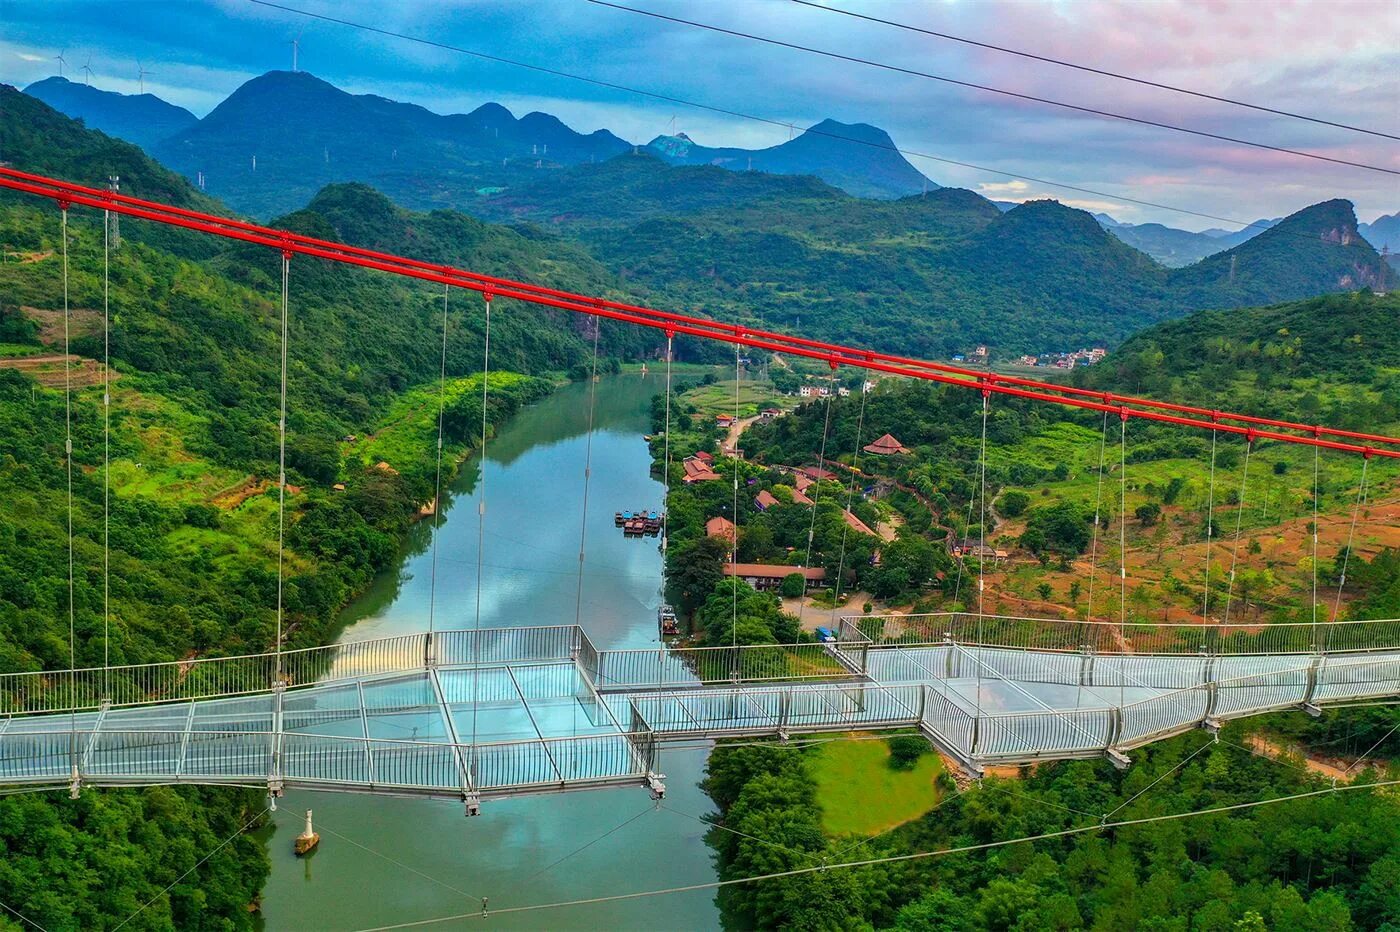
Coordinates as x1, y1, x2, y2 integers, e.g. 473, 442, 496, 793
23, 69, 1394, 271
11, 75, 1394, 361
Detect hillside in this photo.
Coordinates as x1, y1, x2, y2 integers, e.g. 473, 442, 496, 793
1082, 291, 1400, 405
1171, 199, 1389, 307
575, 185, 1389, 357
24, 76, 198, 150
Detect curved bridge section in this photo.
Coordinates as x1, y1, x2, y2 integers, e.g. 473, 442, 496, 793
0, 616, 1396, 806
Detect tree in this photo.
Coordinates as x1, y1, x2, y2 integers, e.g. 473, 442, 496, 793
667, 536, 727, 615
1135, 502, 1162, 526
780, 572, 807, 599
997, 490, 1030, 518
1037, 582, 1053, 602
888, 736, 929, 770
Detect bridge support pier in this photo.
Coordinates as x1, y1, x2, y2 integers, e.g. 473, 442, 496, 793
1106, 748, 1132, 771
463, 792, 481, 818
645, 771, 667, 800
294, 809, 320, 856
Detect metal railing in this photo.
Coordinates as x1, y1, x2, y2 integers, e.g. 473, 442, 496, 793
594, 641, 865, 690
852, 613, 1400, 657
0, 727, 655, 795
0, 626, 586, 716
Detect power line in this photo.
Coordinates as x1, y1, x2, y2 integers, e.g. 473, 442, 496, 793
242, 0, 1374, 239
348, 778, 1400, 930
587, 1, 1399, 176
786, 0, 1400, 141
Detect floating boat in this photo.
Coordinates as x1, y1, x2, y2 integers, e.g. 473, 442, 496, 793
658, 604, 679, 636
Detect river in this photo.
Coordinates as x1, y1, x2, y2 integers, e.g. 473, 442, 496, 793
258, 375, 720, 931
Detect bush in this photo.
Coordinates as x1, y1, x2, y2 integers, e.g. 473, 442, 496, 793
888, 735, 929, 770
1135, 502, 1162, 526
997, 489, 1030, 517
780, 572, 807, 599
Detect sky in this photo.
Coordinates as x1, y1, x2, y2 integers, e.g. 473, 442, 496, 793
0, 0, 1396, 229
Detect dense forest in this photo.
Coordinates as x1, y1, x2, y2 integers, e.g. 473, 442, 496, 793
703, 721, 1400, 931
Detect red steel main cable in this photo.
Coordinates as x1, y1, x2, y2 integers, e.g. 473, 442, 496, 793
2, 167, 1395, 459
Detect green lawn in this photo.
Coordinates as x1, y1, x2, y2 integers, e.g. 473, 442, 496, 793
809, 734, 945, 836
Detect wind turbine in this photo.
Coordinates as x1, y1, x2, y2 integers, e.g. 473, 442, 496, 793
55, 49, 67, 78
289, 25, 304, 72
137, 61, 153, 94
81, 54, 94, 86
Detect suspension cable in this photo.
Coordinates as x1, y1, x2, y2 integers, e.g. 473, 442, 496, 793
427, 284, 450, 637
973, 390, 990, 723
833, 367, 872, 606
659, 335, 674, 622
573, 322, 602, 629
1221, 437, 1254, 627
731, 338, 740, 651
1311, 444, 1320, 650
795, 367, 838, 629
345, 779, 1400, 931
1202, 427, 1218, 621
1118, 412, 1127, 708
1084, 410, 1110, 624
658, 333, 674, 681
472, 293, 493, 751
274, 254, 290, 685
1329, 456, 1371, 627
102, 205, 112, 699
60, 205, 76, 766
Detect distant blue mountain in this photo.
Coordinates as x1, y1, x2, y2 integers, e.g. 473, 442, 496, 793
645, 119, 933, 199
24, 76, 197, 151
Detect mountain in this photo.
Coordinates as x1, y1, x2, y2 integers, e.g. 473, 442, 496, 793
23, 76, 198, 150
1091, 213, 1278, 267
1171, 199, 1390, 306
0, 83, 224, 259
150, 71, 632, 217
645, 119, 933, 199
1360, 212, 1400, 252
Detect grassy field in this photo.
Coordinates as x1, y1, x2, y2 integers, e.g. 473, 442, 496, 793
682, 378, 795, 420
350, 371, 541, 475
808, 734, 945, 836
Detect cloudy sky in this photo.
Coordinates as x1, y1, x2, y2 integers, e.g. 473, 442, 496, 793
1, 0, 1396, 228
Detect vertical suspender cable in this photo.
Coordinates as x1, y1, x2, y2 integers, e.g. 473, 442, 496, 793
275, 255, 289, 685
573, 322, 601, 628
472, 293, 493, 751
1329, 457, 1370, 627
832, 367, 871, 606
796, 369, 838, 629
1084, 411, 1110, 625
1221, 438, 1254, 627
972, 391, 989, 725
731, 338, 741, 651
60, 206, 77, 768
659, 334, 674, 671
102, 206, 112, 699
1118, 413, 1127, 708
427, 284, 450, 638
1311, 444, 1320, 650
1202, 427, 1218, 621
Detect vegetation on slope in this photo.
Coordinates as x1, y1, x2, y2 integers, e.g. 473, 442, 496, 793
704, 728, 1400, 930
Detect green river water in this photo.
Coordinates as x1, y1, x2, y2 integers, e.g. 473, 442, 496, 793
257, 375, 720, 931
